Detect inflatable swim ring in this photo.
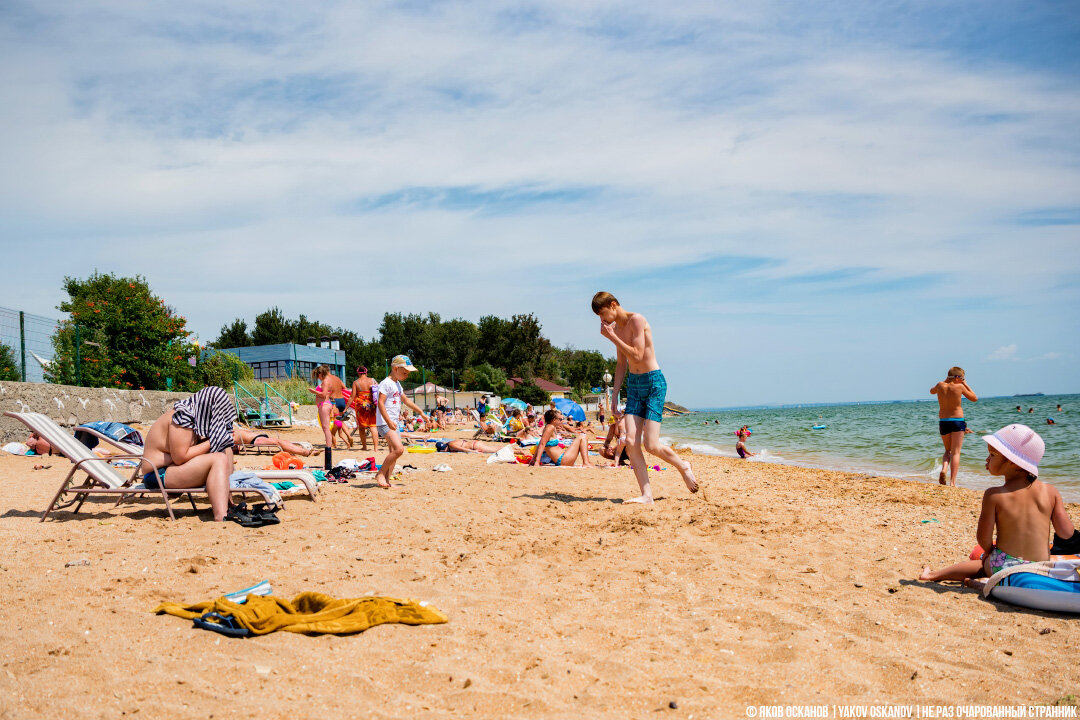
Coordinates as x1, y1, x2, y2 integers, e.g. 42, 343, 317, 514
811, 425, 827, 430
986, 559, 1080, 614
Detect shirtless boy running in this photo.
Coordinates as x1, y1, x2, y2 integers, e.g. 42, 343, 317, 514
931, 366, 978, 486
593, 291, 698, 503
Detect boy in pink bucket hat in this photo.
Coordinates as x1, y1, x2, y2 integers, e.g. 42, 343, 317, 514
919, 424, 1076, 584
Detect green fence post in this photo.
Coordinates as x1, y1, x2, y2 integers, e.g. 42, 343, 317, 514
18, 311, 26, 382
75, 324, 81, 386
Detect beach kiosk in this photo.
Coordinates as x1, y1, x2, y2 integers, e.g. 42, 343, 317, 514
216, 342, 346, 382
216, 341, 346, 428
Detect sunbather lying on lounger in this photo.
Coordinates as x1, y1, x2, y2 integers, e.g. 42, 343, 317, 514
435, 439, 519, 454
25, 432, 53, 456
142, 387, 238, 522
232, 426, 315, 456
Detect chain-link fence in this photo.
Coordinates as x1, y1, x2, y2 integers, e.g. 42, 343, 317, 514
0, 306, 61, 383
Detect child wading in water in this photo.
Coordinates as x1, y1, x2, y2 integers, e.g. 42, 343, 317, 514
735, 430, 755, 459
930, 366, 978, 486
593, 291, 698, 503
919, 424, 1076, 584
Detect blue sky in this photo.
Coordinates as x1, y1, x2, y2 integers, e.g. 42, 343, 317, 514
1, 1, 1077, 406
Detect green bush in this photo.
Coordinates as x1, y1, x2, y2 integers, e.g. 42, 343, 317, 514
0, 342, 19, 381
198, 350, 253, 389
48, 273, 197, 390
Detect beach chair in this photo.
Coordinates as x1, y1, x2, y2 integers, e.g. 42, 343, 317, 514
73, 423, 319, 502
76, 423, 279, 458
4, 412, 279, 521
470, 409, 510, 440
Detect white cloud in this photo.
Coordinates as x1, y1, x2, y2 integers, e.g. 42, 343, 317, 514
986, 344, 1019, 361
0, 2, 1078, 403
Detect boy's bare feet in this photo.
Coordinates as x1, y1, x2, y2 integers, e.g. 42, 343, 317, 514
938, 470, 946, 485
918, 566, 934, 581
680, 461, 699, 493
626, 495, 654, 504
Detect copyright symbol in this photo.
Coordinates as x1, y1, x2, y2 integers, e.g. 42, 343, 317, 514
747, 707, 758, 718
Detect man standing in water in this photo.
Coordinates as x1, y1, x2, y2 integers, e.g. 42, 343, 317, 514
593, 291, 698, 503
931, 366, 978, 486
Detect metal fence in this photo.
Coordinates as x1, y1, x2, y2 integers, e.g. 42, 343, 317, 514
0, 305, 61, 383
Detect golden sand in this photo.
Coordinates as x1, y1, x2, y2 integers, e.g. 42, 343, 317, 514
0, 420, 1077, 718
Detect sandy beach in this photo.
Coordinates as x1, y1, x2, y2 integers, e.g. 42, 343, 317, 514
1, 419, 1078, 719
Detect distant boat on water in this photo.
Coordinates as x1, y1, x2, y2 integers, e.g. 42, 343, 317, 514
1013, 393, 1045, 397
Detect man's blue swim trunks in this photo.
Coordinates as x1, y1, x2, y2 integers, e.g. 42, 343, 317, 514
626, 369, 667, 423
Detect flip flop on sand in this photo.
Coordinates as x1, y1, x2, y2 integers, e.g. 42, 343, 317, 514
225, 504, 264, 528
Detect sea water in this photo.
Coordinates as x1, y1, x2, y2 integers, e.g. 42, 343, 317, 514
659, 393, 1080, 501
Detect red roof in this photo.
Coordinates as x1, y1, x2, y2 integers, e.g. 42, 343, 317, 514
507, 377, 572, 393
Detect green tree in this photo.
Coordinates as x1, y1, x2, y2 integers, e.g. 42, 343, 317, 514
476, 315, 510, 368
214, 318, 251, 348
461, 363, 508, 395
48, 273, 198, 390
513, 381, 549, 406
0, 342, 19, 381
293, 314, 334, 347
250, 307, 293, 346
563, 349, 611, 398
503, 313, 552, 378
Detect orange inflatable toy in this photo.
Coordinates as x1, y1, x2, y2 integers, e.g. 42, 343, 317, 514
270, 452, 305, 470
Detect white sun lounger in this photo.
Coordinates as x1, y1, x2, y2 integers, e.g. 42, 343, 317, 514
5, 412, 285, 521
71, 422, 319, 501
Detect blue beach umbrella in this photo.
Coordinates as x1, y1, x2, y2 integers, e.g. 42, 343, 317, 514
501, 398, 528, 411
553, 397, 586, 422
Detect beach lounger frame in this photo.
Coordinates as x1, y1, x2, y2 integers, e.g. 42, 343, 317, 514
5, 412, 308, 521
470, 409, 511, 441
79, 423, 311, 459
74, 422, 320, 502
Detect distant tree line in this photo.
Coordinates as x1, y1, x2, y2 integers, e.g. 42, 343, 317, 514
213, 308, 616, 401
39, 272, 617, 401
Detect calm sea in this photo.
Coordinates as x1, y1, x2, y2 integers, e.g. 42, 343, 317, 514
660, 393, 1080, 502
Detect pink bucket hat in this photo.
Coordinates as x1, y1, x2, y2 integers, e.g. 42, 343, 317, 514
983, 424, 1044, 477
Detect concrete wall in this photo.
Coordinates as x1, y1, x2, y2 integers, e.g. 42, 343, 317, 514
0, 381, 193, 444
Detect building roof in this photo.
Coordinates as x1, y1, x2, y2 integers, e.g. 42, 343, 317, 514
405, 382, 454, 397
217, 343, 345, 365
506, 377, 572, 393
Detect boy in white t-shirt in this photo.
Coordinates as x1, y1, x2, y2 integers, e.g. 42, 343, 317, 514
373, 354, 430, 489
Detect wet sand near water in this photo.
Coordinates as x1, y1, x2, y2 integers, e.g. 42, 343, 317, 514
1, 421, 1078, 718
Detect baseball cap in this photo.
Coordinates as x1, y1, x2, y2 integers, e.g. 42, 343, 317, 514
983, 424, 1044, 477
436, 441, 448, 452
391, 355, 417, 371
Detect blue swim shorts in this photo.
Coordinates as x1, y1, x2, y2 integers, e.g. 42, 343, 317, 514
625, 369, 667, 424
143, 467, 166, 490
939, 419, 967, 435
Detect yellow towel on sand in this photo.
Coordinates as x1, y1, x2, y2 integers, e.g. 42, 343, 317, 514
154, 592, 447, 635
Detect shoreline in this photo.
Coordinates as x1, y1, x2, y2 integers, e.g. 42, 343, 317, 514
658, 398, 1080, 502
